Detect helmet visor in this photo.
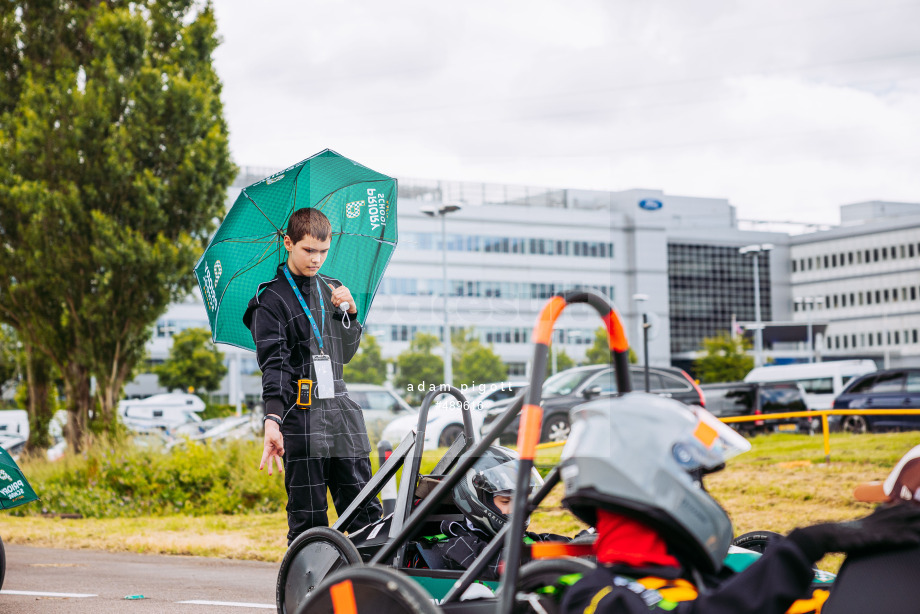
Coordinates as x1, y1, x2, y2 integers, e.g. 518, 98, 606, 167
473, 460, 544, 497
671, 406, 752, 472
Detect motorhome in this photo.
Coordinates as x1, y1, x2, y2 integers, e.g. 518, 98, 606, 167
743, 359, 877, 410
118, 392, 205, 431
0, 409, 29, 441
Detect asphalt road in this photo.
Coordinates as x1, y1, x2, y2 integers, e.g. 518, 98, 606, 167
0, 544, 279, 613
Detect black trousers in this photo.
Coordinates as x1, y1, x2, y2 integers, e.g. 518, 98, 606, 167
283, 454, 383, 545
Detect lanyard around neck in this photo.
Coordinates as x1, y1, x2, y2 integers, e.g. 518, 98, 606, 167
283, 266, 325, 351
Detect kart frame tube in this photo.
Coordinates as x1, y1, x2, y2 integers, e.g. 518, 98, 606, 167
391, 385, 475, 567
498, 289, 629, 614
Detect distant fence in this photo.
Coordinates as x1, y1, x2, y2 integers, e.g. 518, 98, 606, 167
535, 409, 920, 462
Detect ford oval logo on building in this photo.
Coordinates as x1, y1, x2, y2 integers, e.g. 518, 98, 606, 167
639, 199, 663, 211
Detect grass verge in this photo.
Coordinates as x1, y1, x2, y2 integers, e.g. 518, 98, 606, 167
0, 431, 915, 573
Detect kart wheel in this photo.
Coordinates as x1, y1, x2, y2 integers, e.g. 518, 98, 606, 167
505, 557, 596, 614
296, 564, 441, 614
277, 526, 362, 614
732, 530, 782, 554
541, 415, 570, 443
842, 415, 868, 434
0, 535, 5, 591
438, 424, 464, 448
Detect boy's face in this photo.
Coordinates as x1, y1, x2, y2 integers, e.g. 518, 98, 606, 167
284, 234, 331, 277
493, 494, 513, 515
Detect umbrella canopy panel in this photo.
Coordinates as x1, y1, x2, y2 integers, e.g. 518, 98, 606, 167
195, 150, 398, 351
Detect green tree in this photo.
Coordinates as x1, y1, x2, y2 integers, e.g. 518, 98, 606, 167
0, 1, 235, 450
344, 334, 387, 385
693, 333, 753, 383
1, 326, 57, 451
394, 333, 444, 405
450, 328, 508, 387
547, 348, 575, 377
584, 327, 637, 365
0, 325, 18, 393
155, 328, 227, 395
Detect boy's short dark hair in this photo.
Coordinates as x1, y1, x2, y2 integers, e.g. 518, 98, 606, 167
286, 208, 331, 243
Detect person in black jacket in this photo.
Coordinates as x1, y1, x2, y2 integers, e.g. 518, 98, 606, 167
412, 446, 575, 579
821, 444, 920, 614
557, 394, 920, 614
243, 208, 381, 544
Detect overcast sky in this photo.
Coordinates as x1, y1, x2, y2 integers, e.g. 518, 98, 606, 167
210, 0, 920, 226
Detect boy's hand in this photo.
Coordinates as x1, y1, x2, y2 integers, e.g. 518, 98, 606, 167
260, 420, 285, 476
330, 284, 358, 314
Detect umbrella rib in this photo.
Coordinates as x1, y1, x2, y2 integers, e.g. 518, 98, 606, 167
330, 231, 396, 245
204, 231, 280, 248
242, 189, 284, 235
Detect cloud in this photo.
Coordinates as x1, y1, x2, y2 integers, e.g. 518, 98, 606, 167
211, 0, 920, 224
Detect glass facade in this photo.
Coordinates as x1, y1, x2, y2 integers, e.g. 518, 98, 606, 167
668, 243, 772, 354
398, 232, 613, 259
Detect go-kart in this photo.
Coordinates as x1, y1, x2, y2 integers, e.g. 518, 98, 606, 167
281, 288, 842, 614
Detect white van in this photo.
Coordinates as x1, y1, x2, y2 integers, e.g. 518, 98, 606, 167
743, 359, 877, 410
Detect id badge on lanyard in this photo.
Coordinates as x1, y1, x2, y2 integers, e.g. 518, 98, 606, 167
313, 354, 334, 399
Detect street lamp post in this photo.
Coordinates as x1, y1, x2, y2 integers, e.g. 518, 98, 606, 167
421, 204, 462, 388
739, 244, 773, 368
795, 296, 824, 363
632, 293, 650, 392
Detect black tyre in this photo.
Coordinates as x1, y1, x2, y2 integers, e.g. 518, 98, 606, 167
541, 414, 570, 443
0, 535, 5, 591
509, 557, 596, 614
296, 564, 441, 614
438, 424, 464, 448
732, 530, 783, 554
842, 415, 868, 434
277, 526, 362, 614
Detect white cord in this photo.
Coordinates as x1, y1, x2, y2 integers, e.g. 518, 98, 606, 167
340, 302, 351, 329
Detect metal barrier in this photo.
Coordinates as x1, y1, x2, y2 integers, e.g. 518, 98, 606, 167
535, 409, 920, 462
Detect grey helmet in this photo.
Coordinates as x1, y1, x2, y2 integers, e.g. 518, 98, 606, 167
560, 392, 751, 573
452, 446, 544, 537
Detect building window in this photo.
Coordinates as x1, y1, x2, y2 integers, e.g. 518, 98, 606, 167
912, 287, 918, 301
848, 252, 854, 265
873, 249, 879, 262
875, 290, 881, 303
831, 254, 837, 267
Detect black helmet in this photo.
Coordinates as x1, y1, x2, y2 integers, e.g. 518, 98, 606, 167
452, 446, 544, 537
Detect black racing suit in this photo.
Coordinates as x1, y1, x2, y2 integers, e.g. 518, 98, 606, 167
244, 264, 382, 544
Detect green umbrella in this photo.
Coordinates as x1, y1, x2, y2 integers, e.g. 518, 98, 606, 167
0, 446, 38, 510
195, 149, 398, 351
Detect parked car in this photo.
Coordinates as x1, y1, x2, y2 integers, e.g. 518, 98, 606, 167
347, 384, 416, 443
831, 368, 920, 433
480, 365, 705, 444
744, 359, 877, 411
700, 381, 809, 435
381, 381, 528, 450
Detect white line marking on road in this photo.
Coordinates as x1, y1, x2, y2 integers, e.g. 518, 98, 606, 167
177, 600, 274, 609
1, 590, 97, 598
